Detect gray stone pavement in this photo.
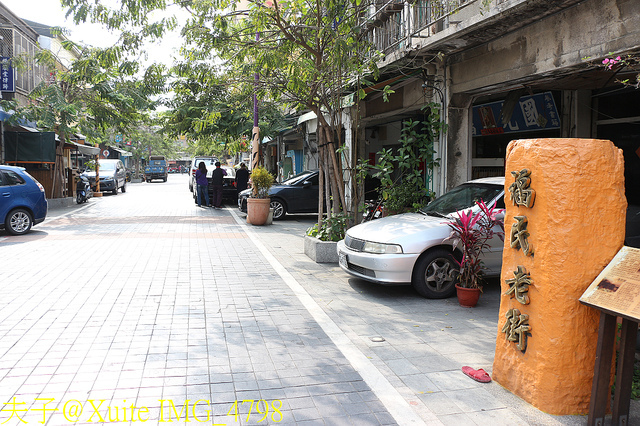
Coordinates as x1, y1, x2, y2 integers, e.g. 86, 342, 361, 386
0, 174, 635, 425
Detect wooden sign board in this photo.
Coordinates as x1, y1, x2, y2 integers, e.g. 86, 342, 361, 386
580, 246, 640, 322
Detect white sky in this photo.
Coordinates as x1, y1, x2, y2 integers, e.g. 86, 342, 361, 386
1, 0, 188, 66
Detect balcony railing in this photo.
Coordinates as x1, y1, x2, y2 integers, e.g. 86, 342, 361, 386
362, 0, 471, 55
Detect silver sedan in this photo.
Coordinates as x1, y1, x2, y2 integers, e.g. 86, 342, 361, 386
337, 177, 505, 298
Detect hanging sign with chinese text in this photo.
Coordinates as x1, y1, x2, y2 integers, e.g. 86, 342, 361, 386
472, 91, 560, 136
0, 57, 14, 93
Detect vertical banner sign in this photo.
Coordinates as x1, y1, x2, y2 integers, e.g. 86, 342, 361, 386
0, 57, 15, 93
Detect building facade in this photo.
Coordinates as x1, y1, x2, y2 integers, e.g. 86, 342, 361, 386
356, 0, 640, 209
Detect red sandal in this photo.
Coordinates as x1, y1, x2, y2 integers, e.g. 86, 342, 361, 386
462, 366, 492, 383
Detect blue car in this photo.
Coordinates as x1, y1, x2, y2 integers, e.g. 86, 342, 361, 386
0, 165, 48, 235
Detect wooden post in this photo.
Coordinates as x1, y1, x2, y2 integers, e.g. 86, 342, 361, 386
587, 313, 617, 426
612, 319, 638, 425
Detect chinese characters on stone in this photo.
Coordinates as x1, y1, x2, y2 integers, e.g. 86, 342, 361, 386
504, 266, 532, 305
501, 308, 531, 352
508, 169, 536, 208
510, 215, 533, 256
502, 169, 536, 352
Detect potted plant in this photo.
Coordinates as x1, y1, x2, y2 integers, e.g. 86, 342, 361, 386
247, 166, 274, 226
446, 200, 504, 307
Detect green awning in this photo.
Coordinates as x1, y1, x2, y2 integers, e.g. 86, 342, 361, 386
4, 131, 56, 163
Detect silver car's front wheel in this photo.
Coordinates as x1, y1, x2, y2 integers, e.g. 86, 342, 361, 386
412, 248, 459, 299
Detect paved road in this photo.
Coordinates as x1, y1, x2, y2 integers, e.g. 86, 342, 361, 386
0, 175, 401, 426
0, 174, 629, 425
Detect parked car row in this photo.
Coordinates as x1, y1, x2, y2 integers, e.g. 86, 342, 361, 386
236, 171, 506, 299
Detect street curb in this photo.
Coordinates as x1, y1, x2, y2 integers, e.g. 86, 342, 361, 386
47, 197, 75, 209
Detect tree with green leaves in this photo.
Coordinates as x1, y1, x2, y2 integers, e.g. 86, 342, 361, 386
160, 62, 288, 159
176, 0, 380, 226
1, 32, 167, 197
59, 0, 383, 226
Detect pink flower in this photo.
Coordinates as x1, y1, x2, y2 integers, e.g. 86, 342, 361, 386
603, 58, 610, 64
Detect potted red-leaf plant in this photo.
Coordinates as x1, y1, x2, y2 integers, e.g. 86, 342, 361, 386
446, 200, 504, 307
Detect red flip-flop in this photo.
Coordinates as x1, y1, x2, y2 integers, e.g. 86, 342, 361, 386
462, 366, 492, 383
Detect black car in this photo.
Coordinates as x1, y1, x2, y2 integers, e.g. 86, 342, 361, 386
192, 166, 237, 204
238, 170, 319, 220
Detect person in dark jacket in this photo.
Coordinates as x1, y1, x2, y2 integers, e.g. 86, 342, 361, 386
211, 161, 227, 209
235, 163, 249, 197
195, 162, 210, 207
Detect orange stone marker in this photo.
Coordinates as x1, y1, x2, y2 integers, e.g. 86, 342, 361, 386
492, 138, 627, 415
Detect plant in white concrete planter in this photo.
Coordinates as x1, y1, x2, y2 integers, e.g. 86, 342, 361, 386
306, 213, 347, 242
304, 213, 347, 263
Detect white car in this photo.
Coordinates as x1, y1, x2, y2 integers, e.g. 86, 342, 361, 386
337, 177, 505, 298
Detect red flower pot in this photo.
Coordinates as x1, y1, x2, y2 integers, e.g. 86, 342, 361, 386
456, 284, 481, 308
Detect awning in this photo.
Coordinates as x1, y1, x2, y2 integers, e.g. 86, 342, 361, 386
0, 107, 38, 128
67, 140, 100, 156
297, 111, 317, 125
4, 131, 56, 163
110, 146, 133, 157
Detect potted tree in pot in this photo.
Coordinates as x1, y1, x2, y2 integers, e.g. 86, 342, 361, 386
446, 200, 504, 307
247, 166, 274, 226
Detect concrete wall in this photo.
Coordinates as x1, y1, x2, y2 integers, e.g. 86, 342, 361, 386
448, 0, 640, 94
442, 0, 640, 188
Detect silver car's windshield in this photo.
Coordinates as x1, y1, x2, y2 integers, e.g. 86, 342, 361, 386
421, 183, 502, 215
90, 161, 116, 171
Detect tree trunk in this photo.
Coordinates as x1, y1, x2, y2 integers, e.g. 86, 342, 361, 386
317, 132, 325, 226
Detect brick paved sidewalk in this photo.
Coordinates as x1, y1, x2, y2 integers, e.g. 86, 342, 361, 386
0, 181, 400, 426
232, 210, 640, 426
1, 177, 637, 425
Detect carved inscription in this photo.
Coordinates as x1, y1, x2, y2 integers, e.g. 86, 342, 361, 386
504, 266, 532, 305
510, 215, 533, 256
509, 169, 536, 208
501, 308, 531, 352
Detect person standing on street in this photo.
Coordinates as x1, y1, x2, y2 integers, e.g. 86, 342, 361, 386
195, 162, 210, 207
211, 161, 227, 209
235, 163, 249, 198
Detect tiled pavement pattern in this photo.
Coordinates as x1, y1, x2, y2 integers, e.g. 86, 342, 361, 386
0, 178, 397, 426
1, 174, 637, 425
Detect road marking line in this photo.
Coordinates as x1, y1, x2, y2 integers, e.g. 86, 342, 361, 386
231, 210, 433, 426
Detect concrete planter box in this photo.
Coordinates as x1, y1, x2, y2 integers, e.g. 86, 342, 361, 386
131, 178, 143, 183
304, 235, 339, 263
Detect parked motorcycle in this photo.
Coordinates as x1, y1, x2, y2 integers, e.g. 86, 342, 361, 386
76, 175, 93, 204
363, 200, 384, 222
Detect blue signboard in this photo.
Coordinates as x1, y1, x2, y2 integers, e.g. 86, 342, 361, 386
472, 91, 560, 137
0, 57, 14, 93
